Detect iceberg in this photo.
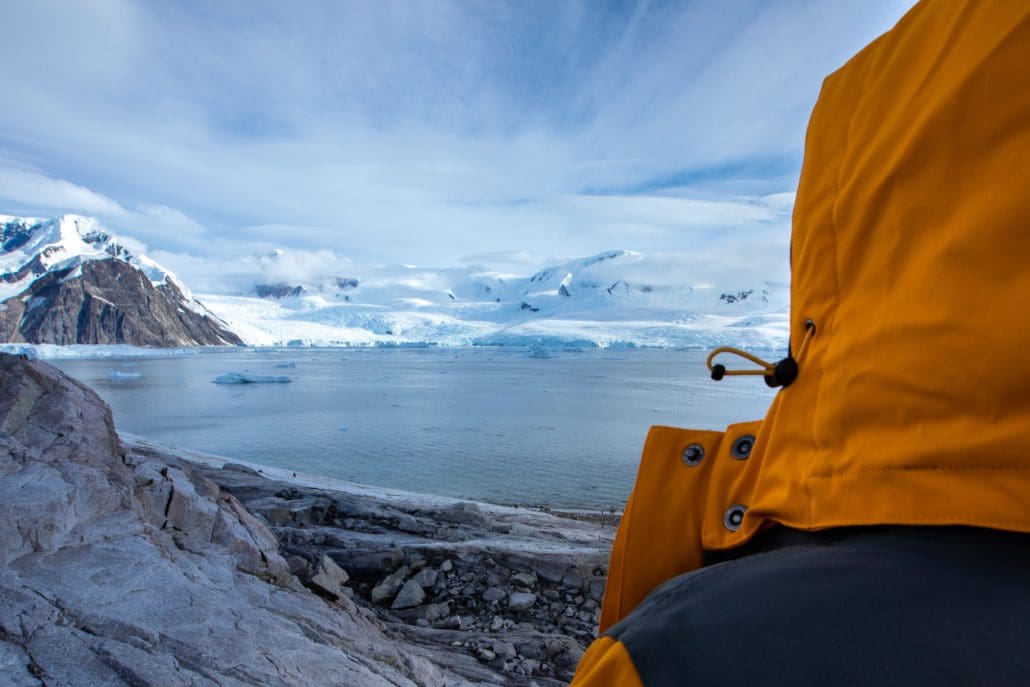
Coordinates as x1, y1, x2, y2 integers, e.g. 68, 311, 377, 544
212, 372, 292, 384
108, 370, 142, 380
526, 346, 555, 359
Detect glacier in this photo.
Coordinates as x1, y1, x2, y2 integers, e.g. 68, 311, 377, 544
200, 249, 790, 350
1, 215, 790, 351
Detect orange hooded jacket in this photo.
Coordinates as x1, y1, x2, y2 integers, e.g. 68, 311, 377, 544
572, 1, 1030, 683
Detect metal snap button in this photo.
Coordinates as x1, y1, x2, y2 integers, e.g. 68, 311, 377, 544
724, 504, 747, 532
682, 443, 705, 466
731, 434, 755, 460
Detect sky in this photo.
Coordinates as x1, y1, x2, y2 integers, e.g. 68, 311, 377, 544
0, 0, 916, 293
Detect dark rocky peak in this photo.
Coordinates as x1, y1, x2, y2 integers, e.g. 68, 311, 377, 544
0, 259, 242, 346
720, 289, 754, 304
607, 280, 633, 296
255, 284, 305, 299
335, 277, 359, 290
530, 267, 556, 283
719, 288, 771, 305
1, 219, 39, 252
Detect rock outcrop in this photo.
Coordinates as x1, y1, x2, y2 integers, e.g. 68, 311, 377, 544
0, 259, 242, 346
169, 450, 615, 685
0, 354, 464, 686
254, 284, 305, 299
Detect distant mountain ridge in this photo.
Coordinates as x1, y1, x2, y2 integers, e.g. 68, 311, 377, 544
0, 214, 789, 350
206, 247, 790, 349
0, 215, 241, 346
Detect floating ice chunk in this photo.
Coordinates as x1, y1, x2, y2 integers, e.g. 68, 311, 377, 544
212, 372, 292, 384
108, 370, 142, 379
275, 362, 296, 368
526, 346, 554, 359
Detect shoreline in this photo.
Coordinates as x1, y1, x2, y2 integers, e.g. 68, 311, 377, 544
1, 351, 619, 685
122, 432, 618, 684
121, 432, 624, 526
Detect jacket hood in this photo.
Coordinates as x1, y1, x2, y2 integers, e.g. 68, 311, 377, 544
592, 0, 1030, 638
737, 0, 1030, 543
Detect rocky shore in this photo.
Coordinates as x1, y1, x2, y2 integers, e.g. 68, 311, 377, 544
0, 353, 614, 686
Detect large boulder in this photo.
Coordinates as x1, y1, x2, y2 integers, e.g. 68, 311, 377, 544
0, 352, 134, 565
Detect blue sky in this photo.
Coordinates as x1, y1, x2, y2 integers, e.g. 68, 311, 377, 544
0, 0, 915, 291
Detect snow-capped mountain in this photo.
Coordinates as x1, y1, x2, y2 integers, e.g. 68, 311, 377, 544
0, 215, 241, 346
201, 248, 790, 349
0, 214, 789, 350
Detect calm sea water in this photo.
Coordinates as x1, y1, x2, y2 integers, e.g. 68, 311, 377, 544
52, 347, 778, 509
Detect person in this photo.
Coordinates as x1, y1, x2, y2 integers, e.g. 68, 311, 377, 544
571, 0, 1030, 684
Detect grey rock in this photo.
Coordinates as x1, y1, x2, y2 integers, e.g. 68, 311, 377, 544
329, 548, 406, 578
440, 559, 453, 572
507, 521, 536, 537
372, 576, 405, 604
533, 556, 571, 584
520, 658, 542, 676
412, 567, 438, 588
0, 641, 42, 687
562, 567, 585, 591
286, 555, 309, 576
509, 592, 537, 611
211, 491, 293, 584
391, 579, 426, 610
588, 576, 607, 601
394, 513, 424, 533
423, 602, 451, 623
512, 572, 537, 588
163, 466, 219, 548
246, 495, 332, 526
308, 554, 350, 599
372, 565, 410, 604
491, 640, 517, 660
0, 355, 132, 566
482, 587, 506, 603
435, 501, 490, 527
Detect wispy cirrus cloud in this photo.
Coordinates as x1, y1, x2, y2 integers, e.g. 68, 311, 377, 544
0, 167, 128, 218
0, 0, 916, 290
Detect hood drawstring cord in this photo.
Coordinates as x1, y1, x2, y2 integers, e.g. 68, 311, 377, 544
707, 319, 816, 389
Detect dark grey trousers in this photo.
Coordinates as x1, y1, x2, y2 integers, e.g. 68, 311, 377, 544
605, 526, 1030, 686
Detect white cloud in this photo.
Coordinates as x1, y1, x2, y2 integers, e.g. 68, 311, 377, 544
135, 204, 208, 237
0, 167, 128, 217
0, 0, 916, 287
150, 246, 352, 295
